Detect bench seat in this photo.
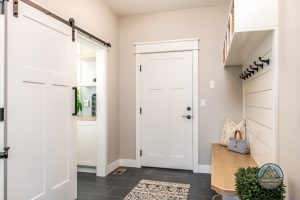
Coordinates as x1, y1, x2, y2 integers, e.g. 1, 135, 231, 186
211, 143, 257, 196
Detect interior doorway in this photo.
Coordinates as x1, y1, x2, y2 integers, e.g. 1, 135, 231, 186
76, 34, 108, 177
135, 39, 199, 173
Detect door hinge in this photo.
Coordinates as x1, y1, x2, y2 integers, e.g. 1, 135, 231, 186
140, 150, 142, 157
140, 65, 142, 72
13, 0, 18, 17
139, 107, 142, 114
0, 147, 10, 159
0, 108, 4, 122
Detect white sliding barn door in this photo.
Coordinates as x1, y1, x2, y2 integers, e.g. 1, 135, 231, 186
6, 1, 76, 200
141, 51, 193, 170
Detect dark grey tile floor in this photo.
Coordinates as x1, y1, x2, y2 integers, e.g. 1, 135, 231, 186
77, 167, 217, 200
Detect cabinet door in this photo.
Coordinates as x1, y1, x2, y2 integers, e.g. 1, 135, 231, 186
235, 0, 277, 32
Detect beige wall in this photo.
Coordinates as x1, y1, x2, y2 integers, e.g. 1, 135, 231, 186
119, 6, 243, 165
35, 0, 120, 164
278, 0, 300, 199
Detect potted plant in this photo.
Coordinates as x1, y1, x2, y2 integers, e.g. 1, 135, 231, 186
235, 167, 286, 200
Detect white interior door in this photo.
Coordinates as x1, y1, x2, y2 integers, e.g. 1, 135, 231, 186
6, 1, 76, 199
141, 51, 193, 170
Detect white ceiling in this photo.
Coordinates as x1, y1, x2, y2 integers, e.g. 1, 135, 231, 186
102, 0, 230, 16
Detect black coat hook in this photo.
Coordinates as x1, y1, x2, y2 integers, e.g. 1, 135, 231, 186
239, 75, 245, 80
250, 65, 259, 72
259, 57, 270, 65
244, 71, 251, 77
254, 61, 264, 69
239, 74, 246, 80
247, 68, 255, 75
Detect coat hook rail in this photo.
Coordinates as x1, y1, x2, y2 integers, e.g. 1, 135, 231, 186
239, 56, 271, 80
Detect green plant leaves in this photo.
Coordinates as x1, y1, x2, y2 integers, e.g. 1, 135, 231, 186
235, 167, 286, 200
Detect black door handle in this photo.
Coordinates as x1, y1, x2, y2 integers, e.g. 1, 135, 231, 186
72, 87, 78, 116
182, 115, 192, 120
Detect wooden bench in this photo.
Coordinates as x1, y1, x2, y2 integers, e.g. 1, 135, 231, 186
211, 143, 257, 196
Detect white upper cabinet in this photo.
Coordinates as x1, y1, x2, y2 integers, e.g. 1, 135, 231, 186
222, 0, 278, 67
235, 0, 278, 32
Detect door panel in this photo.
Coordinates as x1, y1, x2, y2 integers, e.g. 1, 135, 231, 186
6, 1, 76, 199
47, 85, 70, 190
9, 82, 46, 200
141, 51, 193, 170
170, 89, 185, 157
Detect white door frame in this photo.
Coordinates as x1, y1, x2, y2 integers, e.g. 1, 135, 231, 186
76, 34, 109, 177
135, 38, 200, 173
0, 7, 6, 200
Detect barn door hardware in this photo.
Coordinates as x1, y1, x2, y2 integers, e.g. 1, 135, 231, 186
0, 147, 10, 159
12, 0, 111, 47
0, 0, 8, 15
69, 18, 75, 42
13, 0, 18, 17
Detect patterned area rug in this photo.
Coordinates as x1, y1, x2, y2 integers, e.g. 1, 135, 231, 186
124, 179, 190, 200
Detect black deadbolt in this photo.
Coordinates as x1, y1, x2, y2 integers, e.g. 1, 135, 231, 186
187, 107, 191, 111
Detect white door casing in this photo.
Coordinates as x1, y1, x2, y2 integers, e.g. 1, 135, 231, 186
141, 51, 193, 170
136, 39, 199, 172
76, 35, 108, 177
6, 1, 76, 199
0, 8, 5, 200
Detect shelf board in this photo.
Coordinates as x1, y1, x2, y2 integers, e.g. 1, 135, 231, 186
223, 30, 272, 67
78, 54, 96, 61
77, 116, 96, 121
77, 84, 96, 88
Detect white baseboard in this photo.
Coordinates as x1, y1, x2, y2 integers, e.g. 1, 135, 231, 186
107, 160, 210, 174
120, 159, 140, 168
106, 159, 120, 175
198, 165, 211, 174
78, 166, 96, 174
105, 159, 140, 176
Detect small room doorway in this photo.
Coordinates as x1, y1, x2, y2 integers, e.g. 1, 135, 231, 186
76, 35, 108, 177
